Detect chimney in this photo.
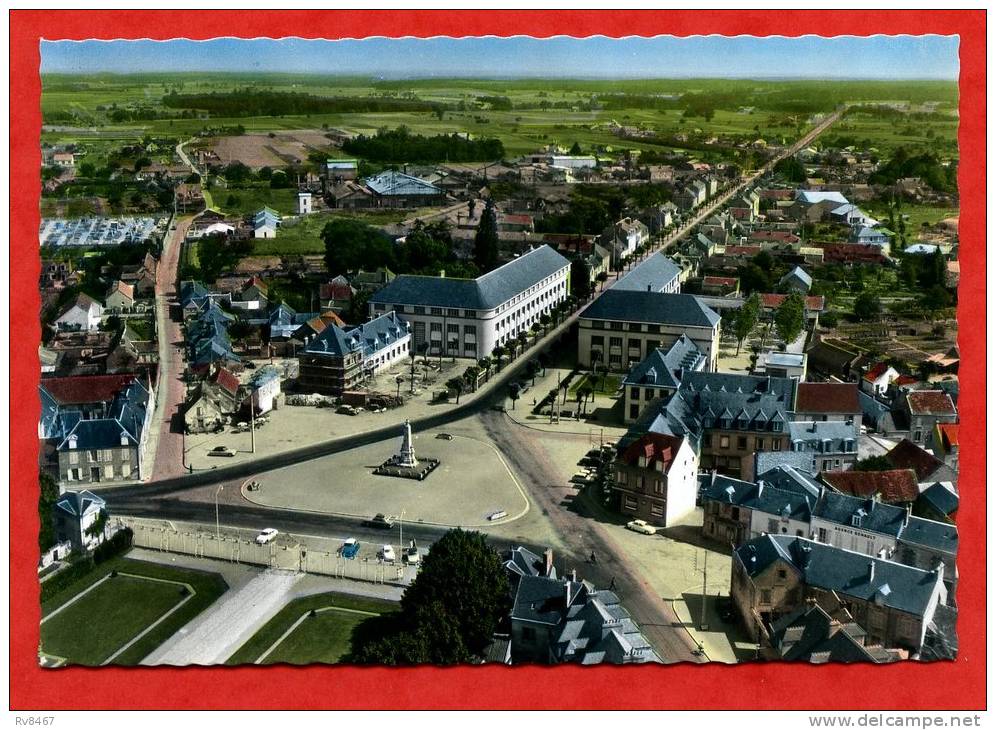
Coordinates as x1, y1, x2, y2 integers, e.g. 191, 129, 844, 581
757, 480, 765, 497
647, 284, 652, 292
544, 548, 554, 578
867, 561, 876, 584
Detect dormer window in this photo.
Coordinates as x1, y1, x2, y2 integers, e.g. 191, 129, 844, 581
851, 515, 862, 528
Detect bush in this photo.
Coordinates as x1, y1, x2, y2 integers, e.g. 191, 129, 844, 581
40, 557, 95, 603
94, 527, 133, 564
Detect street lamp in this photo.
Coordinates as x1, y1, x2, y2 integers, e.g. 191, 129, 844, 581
399, 509, 406, 555
214, 484, 224, 542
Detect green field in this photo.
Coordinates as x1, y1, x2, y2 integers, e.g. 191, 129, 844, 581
209, 183, 299, 217
42, 74, 959, 162
569, 372, 623, 397
226, 591, 395, 665
40, 556, 229, 666
862, 204, 959, 234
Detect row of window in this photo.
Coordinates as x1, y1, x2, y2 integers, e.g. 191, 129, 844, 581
622, 495, 665, 517
67, 448, 129, 464
704, 434, 784, 452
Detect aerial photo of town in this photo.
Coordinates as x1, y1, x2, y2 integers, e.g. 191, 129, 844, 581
36, 34, 961, 667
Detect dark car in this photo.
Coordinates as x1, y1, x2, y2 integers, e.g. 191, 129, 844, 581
368, 513, 394, 529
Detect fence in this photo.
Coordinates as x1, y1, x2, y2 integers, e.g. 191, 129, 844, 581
119, 517, 413, 586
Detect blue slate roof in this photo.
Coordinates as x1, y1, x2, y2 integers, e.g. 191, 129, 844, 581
918, 482, 959, 517
303, 311, 410, 360
757, 464, 822, 501
370, 245, 569, 311
613, 253, 682, 293
253, 208, 281, 228
57, 378, 150, 451
780, 266, 813, 290
755, 450, 818, 477
623, 334, 704, 390
788, 420, 859, 453
900, 516, 958, 556
736, 535, 942, 617
796, 190, 849, 206
365, 170, 443, 197
769, 604, 893, 663
579, 290, 721, 328
54, 489, 105, 518
701, 474, 815, 522
814, 492, 907, 539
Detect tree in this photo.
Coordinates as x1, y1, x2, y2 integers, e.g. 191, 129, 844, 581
919, 285, 952, 321
395, 375, 404, 400
322, 220, 394, 275
570, 258, 593, 301
734, 293, 761, 355
539, 312, 552, 332
473, 198, 499, 271
38, 472, 60, 551
853, 455, 894, 472
508, 382, 520, 410
569, 141, 583, 155
348, 529, 510, 665
578, 383, 595, 417
478, 356, 492, 381
853, 291, 882, 322
595, 270, 609, 291
492, 344, 506, 371
774, 292, 805, 348
448, 377, 465, 404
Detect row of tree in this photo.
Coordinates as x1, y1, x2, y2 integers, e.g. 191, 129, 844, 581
341, 127, 505, 164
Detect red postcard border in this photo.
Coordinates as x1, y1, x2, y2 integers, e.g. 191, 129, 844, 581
9, 10, 986, 711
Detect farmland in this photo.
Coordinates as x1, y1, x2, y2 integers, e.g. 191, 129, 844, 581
43, 74, 960, 162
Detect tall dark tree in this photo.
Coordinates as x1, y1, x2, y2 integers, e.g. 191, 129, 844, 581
774, 292, 806, 348
734, 293, 761, 355
473, 199, 499, 271
322, 219, 395, 275
570, 258, 593, 301
38, 472, 59, 551
348, 529, 510, 665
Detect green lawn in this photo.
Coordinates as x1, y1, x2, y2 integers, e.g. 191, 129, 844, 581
569, 372, 623, 397
41, 574, 185, 665
209, 183, 299, 217
862, 204, 959, 234
226, 591, 396, 665
40, 556, 229, 666
251, 209, 422, 256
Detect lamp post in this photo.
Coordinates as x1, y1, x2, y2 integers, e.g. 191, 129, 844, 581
399, 509, 405, 555
214, 484, 224, 542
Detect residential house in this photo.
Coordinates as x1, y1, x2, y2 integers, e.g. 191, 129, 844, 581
760, 293, 825, 326
757, 351, 807, 380
362, 170, 446, 208
54, 292, 104, 332
612, 433, 699, 527
183, 366, 242, 434
861, 363, 900, 397
766, 602, 901, 663
701, 276, 739, 296
509, 574, 658, 665
53, 490, 107, 553
247, 365, 282, 415
915, 482, 958, 523
352, 268, 396, 294
622, 335, 706, 423
104, 280, 135, 313
253, 207, 282, 239
231, 276, 269, 313
577, 290, 721, 372
320, 275, 356, 312
903, 391, 957, 446
929, 423, 958, 472
850, 225, 893, 251
779, 266, 813, 294
731, 534, 947, 654
369, 245, 570, 360
39, 374, 153, 485
298, 311, 411, 396
602, 217, 650, 262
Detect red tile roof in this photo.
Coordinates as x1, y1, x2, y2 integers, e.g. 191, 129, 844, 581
760, 293, 826, 312
895, 374, 919, 386
821, 243, 888, 265
723, 245, 762, 256
210, 367, 241, 397
750, 230, 800, 244
821, 469, 920, 504
759, 189, 795, 200
795, 382, 860, 414
885, 439, 945, 481
862, 362, 891, 382
620, 433, 683, 471
906, 390, 957, 416
41, 373, 140, 405
937, 423, 958, 449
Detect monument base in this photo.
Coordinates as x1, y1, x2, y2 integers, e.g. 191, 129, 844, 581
373, 457, 441, 481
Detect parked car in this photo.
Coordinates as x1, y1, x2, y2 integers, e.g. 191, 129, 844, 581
209, 446, 236, 457
435, 433, 454, 440
379, 544, 396, 562
488, 510, 508, 521
255, 528, 279, 544
625, 519, 657, 535
340, 538, 360, 559
403, 542, 421, 565
368, 513, 394, 529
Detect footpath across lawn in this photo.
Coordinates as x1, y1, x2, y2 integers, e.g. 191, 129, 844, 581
40, 555, 229, 666
226, 591, 397, 665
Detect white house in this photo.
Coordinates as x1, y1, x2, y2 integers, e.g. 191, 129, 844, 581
368, 245, 570, 360
253, 207, 281, 239
53, 489, 107, 553
248, 365, 282, 414
297, 192, 313, 215
604, 217, 651, 262
613, 433, 699, 527
54, 293, 104, 332
861, 363, 900, 396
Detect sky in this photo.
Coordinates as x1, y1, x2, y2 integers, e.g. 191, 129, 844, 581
40, 35, 959, 80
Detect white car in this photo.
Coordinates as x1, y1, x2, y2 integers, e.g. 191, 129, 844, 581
625, 519, 657, 536
488, 510, 508, 521
379, 545, 396, 562
255, 528, 279, 544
